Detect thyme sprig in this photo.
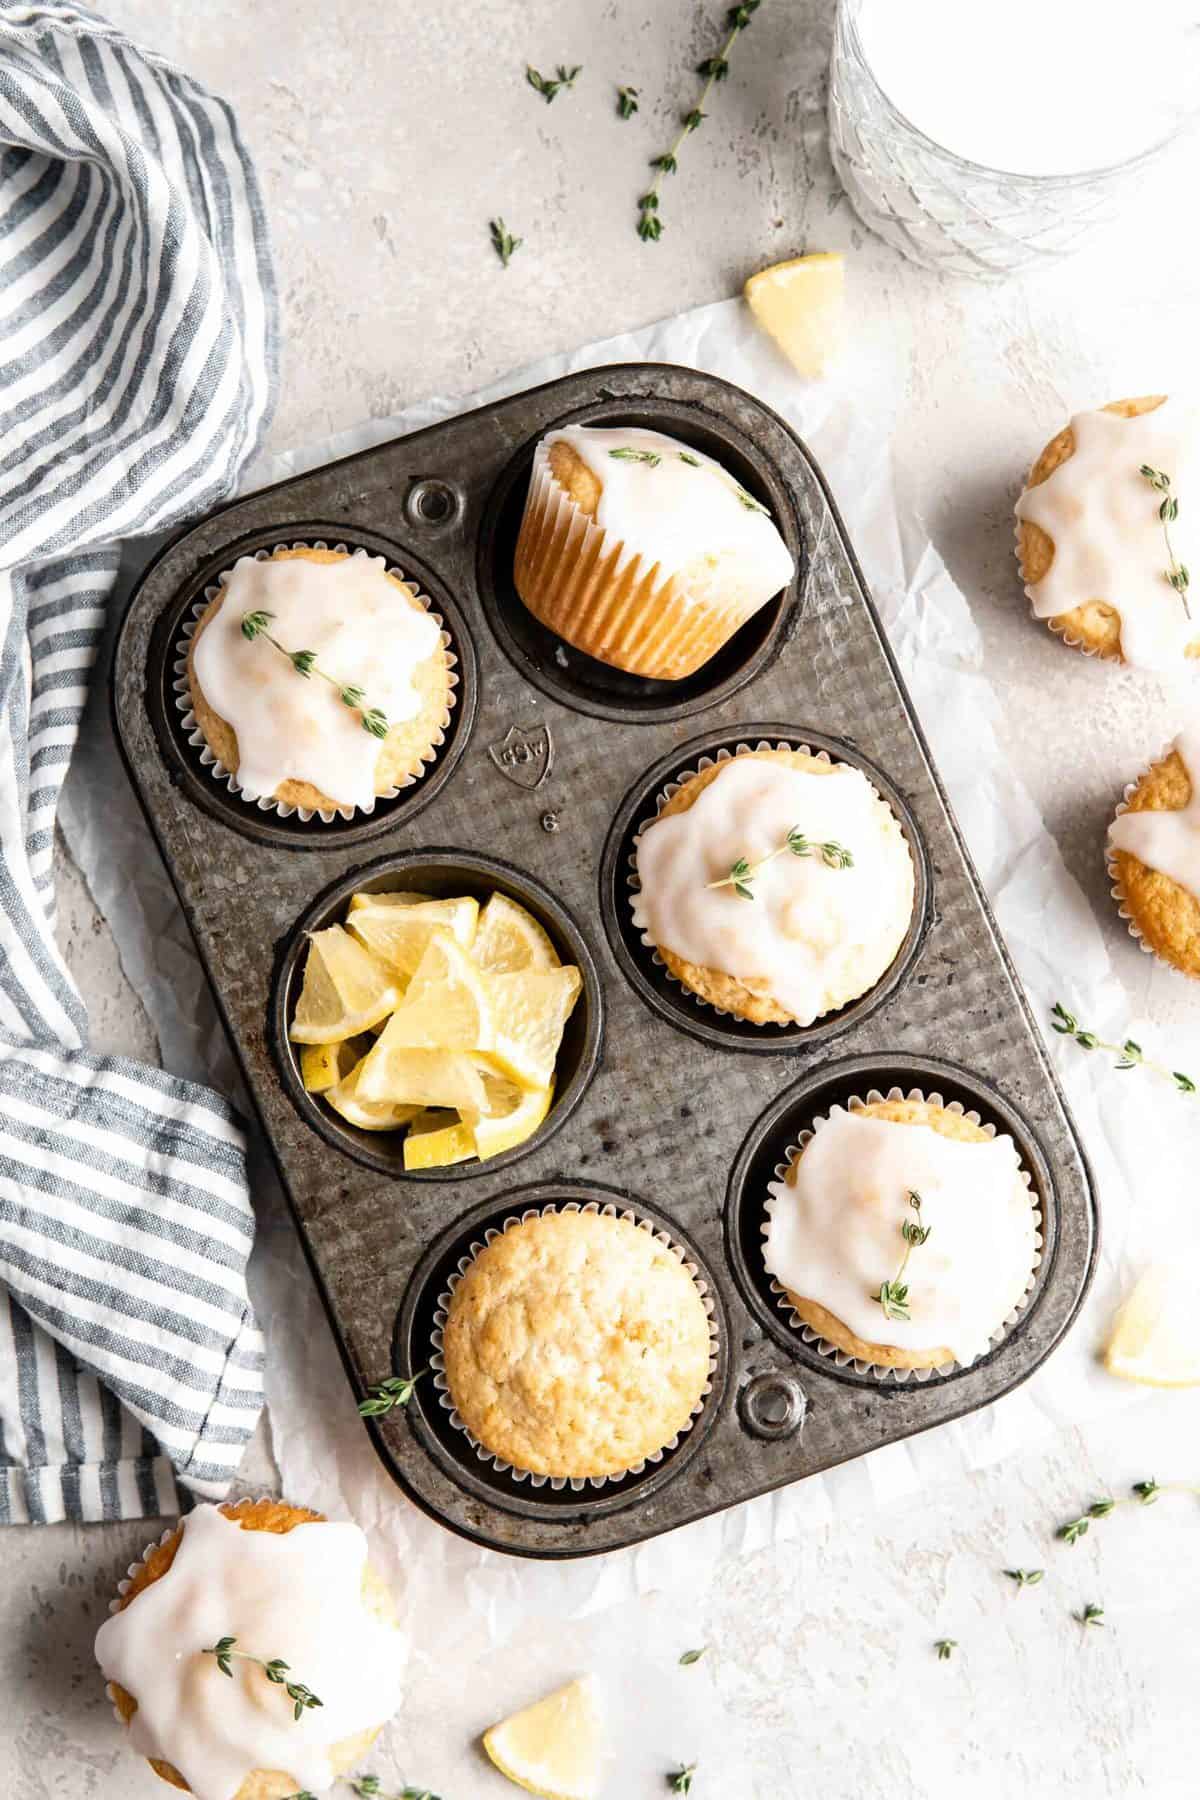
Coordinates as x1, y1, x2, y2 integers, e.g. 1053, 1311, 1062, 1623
609, 446, 662, 467
617, 85, 639, 119
202, 1638, 323, 1722
1050, 1003, 1197, 1098
489, 218, 522, 267
1078, 1604, 1105, 1629
358, 1368, 427, 1417
706, 826, 853, 900
873, 1190, 930, 1323
1139, 465, 1191, 619
239, 612, 389, 739
1057, 1478, 1198, 1544
352, 1776, 443, 1800
1004, 1568, 1045, 1589
669, 1766, 697, 1794
934, 1639, 957, 1661
637, 1, 762, 241
526, 64, 581, 104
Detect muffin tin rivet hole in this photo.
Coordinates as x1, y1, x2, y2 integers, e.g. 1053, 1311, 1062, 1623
406, 478, 461, 529
739, 1371, 806, 1440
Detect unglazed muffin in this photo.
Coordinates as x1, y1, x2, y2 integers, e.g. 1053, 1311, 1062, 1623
512, 424, 795, 680
440, 1209, 712, 1479
1015, 395, 1200, 670
763, 1097, 1039, 1371
1107, 731, 1200, 978
631, 748, 915, 1026
188, 546, 451, 813
95, 1497, 404, 1800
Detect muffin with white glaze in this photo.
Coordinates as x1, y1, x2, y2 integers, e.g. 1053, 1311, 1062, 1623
94, 1496, 404, 1800
1107, 731, 1200, 979
764, 1096, 1039, 1372
512, 424, 795, 679
188, 546, 452, 815
1015, 395, 1200, 669
631, 747, 915, 1026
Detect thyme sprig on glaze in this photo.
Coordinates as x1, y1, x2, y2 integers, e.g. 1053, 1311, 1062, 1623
873, 1190, 930, 1322
637, 1, 762, 240
1139, 465, 1191, 619
1050, 1003, 1197, 1098
489, 217, 523, 267
202, 1638, 323, 1722
358, 1368, 427, 1417
617, 84, 639, 118
934, 1639, 957, 1661
352, 1775, 443, 1800
239, 611, 389, 739
609, 446, 662, 467
1057, 1478, 1198, 1544
707, 826, 853, 900
669, 1765, 697, 1794
526, 63, 581, 103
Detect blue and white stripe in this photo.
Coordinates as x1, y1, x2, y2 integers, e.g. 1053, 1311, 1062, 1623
0, 0, 276, 1522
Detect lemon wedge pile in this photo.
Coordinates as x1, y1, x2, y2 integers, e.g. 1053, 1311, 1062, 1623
288, 891, 580, 1168
483, 1676, 603, 1800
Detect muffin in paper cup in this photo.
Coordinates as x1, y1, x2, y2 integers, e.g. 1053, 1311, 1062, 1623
762, 1086, 1042, 1383
431, 1200, 718, 1491
512, 428, 794, 681
1106, 737, 1200, 980
627, 740, 915, 1026
175, 542, 457, 824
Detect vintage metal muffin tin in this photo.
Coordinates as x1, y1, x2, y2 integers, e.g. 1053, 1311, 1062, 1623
113, 364, 1098, 1559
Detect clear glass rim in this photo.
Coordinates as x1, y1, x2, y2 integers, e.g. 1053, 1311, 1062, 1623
836, 0, 1199, 186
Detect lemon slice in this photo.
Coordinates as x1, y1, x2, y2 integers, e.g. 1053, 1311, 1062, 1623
348, 896, 480, 981
347, 888, 431, 911
299, 1038, 362, 1094
487, 965, 581, 1089
403, 1109, 476, 1170
1103, 1264, 1200, 1387
325, 1056, 421, 1132
289, 927, 400, 1045
473, 892, 559, 975
378, 930, 493, 1053
482, 1676, 603, 1800
744, 251, 844, 379
353, 1036, 490, 1115
473, 1073, 554, 1159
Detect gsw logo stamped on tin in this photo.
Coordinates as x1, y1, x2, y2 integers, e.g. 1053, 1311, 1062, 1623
487, 722, 554, 790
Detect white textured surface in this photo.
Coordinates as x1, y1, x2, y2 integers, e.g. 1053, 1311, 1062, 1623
8, 1, 1200, 1796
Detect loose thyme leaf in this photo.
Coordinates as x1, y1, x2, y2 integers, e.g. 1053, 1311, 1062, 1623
678, 451, 701, 467
238, 613, 390, 739
489, 217, 522, 267
735, 485, 769, 515
1004, 1568, 1045, 1588
351, 1778, 443, 1800
617, 84, 639, 118
1078, 1603, 1105, 1628
1133, 1478, 1161, 1504
669, 1766, 697, 1795
1050, 1001, 1197, 1100
526, 62, 581, 104
358, 1369, 427, 1417
935, 1639, 957, 1661
679, 1646, 707, 1665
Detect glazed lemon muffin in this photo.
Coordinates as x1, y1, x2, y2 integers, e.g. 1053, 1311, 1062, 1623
763, 1097, 1039, 1371
631, 748, 915, 1026
440, 1209, 712, 1479
1107, 731, 1200, 978
512, 424, 795, 680
94, 1497, 404, 1800
188, 546, 451, 813
1015, 395, 1200, 669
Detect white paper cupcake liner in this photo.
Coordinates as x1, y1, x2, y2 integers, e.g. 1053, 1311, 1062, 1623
1013, 506, 1113, 662
173, 541, 458, 823
430, 1199, 719, 1491
626, 739, 911, 1027
1105, 739, 1193, 971
762, 1085, 1043, 1383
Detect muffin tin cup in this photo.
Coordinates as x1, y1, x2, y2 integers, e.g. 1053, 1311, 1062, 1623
626, 737, 918, 1031
1105, 739, 1192, 973
762, 1084, 1043, 1383
174, 541, 459, 823
428, 1197, 720, 1492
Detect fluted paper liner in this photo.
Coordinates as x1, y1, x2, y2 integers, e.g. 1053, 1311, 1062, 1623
174, 542, 458, 823
1106, 739, 1196, 973
430, 1199, 719, 1491
762, 1086, 1042, 1383
513, 440, 770, 681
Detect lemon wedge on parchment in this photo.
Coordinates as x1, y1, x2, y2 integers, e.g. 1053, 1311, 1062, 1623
1104, 1264, 1200, 1387
483, 1675, 603, 1800
744, 250, 844, 378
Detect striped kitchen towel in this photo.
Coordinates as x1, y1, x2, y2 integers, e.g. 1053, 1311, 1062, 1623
0, 0, 277, 1522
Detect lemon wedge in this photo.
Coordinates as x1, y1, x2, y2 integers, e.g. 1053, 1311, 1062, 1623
472, 1072, 554, 1159
473, 892, 559, 975
1103, 1264, 1200, 1387
324, 1056, 421, 1132
482, 1676, 603, 1800
353, 1038, 489, 1115
348, 895, 480, 981
744, 251, 844, 378
289, 927, 400, 1044
379, 930, 493, 1053
487, 965, 581, 1089
299, 1038, 362, 1094
346, 888, 431, 911
403, 1109, 476, 1170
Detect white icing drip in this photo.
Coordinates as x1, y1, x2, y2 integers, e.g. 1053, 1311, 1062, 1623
631, 758, 914, 1024
764, 1110, 1037, 1364
545, 424, 794, 598
1108, 729, 1200, 903
192, 554, 442, 806
1015, 399, 1200, 671
94, 1505, 404, 1800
